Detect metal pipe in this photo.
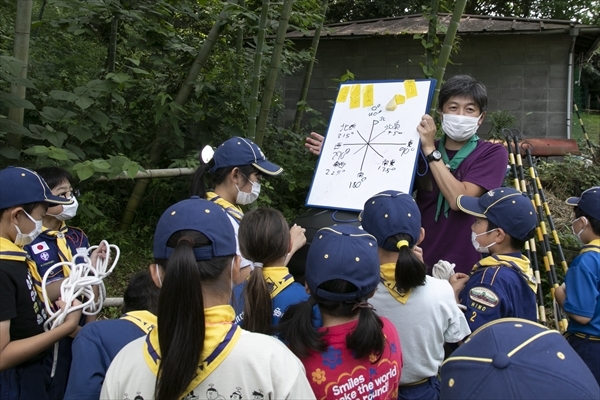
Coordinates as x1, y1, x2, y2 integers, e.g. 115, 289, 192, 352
567, 27, 579, 139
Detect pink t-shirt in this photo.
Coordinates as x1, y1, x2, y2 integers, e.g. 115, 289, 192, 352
416, 140, 508, 274
301, 317, 402, 400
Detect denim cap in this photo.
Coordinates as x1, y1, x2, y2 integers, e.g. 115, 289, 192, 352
441, 318, 600, 399
360, 190, 421, 251
210, 136, 283, 176
153, 197, 236, 261
457, 187, 537, 241
565, 186, 600, 221
0, 166, 74, 209
306, 225, 379, 302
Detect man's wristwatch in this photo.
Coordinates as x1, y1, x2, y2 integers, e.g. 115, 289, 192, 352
426, 150, 442, 163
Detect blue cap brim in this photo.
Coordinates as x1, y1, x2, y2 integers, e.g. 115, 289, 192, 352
565, 197, 579, 207
457, 195, 486, 218
253, 160, 283, 176
45, 193, 74, 206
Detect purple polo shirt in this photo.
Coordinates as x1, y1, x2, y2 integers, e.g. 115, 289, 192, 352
416, 140, 508, 274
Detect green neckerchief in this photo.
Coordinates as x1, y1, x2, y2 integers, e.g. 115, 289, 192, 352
434, 135, 479, 221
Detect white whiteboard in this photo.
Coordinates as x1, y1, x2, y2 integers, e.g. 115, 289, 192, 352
306, 79, 435, 211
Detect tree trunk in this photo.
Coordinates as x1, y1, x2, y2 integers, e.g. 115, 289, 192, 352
425, 0, 439, 75
254, 0, 295, 146
428, 0, 467, 115
7, 0, 33, 150
291, 0, 328, 134
119, 0, 239, 231
247, 0, 270, 140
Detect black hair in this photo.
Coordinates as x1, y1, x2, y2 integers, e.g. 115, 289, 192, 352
486, 220, 532, 251
153, 230, 234, 400
438, 75, 488, 113
122, 270, 160, 315
1, 202, 47, 217
36, 167, 74, 191
383, 233, 426, 292
574, 207, 600, 236
278, 279, 384, 361
189, 159, 259, 198
239, 208, 290, 335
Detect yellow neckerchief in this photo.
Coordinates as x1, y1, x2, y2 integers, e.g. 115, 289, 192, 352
27, 223, 72, 299
581, 239, 600, 255
0, 237, 28, 262
261, 266, 295, 298
143, 305, 241, 397
121, 310, 157, 334
206, 191, 244, 222
473, 254, 537, 293
379, 263, 411, 304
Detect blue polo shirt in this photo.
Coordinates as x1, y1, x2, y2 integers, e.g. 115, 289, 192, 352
564, 246, 600, 336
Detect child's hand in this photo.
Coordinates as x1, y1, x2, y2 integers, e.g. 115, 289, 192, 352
89, 242, 108, 266
289, 224, 307, 254
56, 298, 83, 333
305, 132, 324, 156
412, 245, 424, 263
449, 273, 470, 302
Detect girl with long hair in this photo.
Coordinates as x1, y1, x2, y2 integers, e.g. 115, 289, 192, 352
279, 225, 402, 400
101, 198, 315, 400
190, 136, 305, 284
234, 208, 308, 334
361, 190, 470, 400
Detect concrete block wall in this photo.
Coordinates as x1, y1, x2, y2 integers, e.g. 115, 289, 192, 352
283, 34, 572, 139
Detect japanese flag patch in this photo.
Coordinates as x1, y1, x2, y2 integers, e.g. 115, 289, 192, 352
32, 241, 50, 255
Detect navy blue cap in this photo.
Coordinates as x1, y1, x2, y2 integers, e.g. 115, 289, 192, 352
457, 187, 537, 241
566, 186, 600, 221
0, 166, 74, 209
306, 225, 379, 302
210, 136, 283, 176
153, 197, 236, 261
441, 318, 600, 399
360, 190, 421, 251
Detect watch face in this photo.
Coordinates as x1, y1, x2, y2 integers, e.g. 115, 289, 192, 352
433, 150, 441, 159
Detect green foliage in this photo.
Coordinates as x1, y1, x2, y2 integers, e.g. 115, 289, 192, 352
486, 110, 517, 139
536, 155, 600, 200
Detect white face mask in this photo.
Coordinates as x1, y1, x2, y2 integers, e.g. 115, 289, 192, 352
236, 179, 260, 205
471, 229, 497, 253
442, 113, 482, 142
14, 211, 43, 247
571, 217, 587, 245
48, 196, 79, 221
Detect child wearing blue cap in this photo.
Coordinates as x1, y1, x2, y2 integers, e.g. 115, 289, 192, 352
101, 197, 314, 400
278, 225, 402, 400
361, 190, 470, 400
0, 166, 83, 400
451, 187, 538, 332
555, 186, 600, 385
190, 136, 305, 284
232, 208, 308, 334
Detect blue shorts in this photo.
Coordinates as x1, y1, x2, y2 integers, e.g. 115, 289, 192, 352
566, 333, 600, 386
398, 376, 440, 400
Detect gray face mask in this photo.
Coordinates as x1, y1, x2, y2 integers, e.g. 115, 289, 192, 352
14, 211, 43, 247
48, 196, 79, 221
235, 180, 261, 205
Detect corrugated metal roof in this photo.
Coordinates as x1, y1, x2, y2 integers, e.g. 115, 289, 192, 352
286, 13, 600, 55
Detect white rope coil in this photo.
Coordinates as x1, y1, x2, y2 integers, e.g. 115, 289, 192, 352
41, 240, 120, 331
432, 259, 456, 281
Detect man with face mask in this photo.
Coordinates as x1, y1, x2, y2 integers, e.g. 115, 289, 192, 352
0, 166, 83, 400
415, 75, 509, 274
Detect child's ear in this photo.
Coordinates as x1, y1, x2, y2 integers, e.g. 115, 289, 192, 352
416, 227, 425, 246
148, 263, 163, 288
304, 282, 311, 295
495, 228, 506, 244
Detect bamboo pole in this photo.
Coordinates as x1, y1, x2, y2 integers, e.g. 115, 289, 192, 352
97, 167, 196, 181
119, 0, 238, 231
247, 0, 270, 140
428, 0, 466, 115
254, 0, 295, 146
291, 0, 329, 134
7, 0, 33, 150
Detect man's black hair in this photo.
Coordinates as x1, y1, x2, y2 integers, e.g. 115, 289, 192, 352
438, 75, 488, 113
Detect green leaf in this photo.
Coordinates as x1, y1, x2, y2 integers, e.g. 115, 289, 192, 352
0, 145, 20, 160
75, 95, 94, 110
0, 71, 36, 88
89, 109, 109, 126
106, 72, 130, 84
0, 56, 25, 76
0, 92, 36, 109
66, 143, 86, 160
111, 93, 126, 105
23, 145, 49, 156
92, 159, 112, 171
0, 119, 31, 136
128, 67, 150, 75
73, 163, 95, 181
123, 161, 140, 179
42, 130, 68, 147
50, 90, 77, 102
40, 107, 76, 122
86, 79, 116, 92
47, 147, 72, 161
68, 125, 93, 143
124, 57, 140, 66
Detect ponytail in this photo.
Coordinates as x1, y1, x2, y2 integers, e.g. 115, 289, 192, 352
385, 233, 426, 293
278, 297, 326, 358
153, 231, 232, 400
346, 302, 385, 360
239, 208, 290, 335
189, 162, 214, 198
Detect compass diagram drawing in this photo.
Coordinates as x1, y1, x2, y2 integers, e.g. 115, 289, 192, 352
306, 79, 435, 211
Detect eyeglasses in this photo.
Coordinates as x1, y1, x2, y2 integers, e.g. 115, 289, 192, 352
56, 189, 80, 199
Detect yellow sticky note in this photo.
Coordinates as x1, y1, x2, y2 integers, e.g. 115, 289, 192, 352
404, 80, 418, 98
337, 86, 350, 103
349, 84, 361, 109
395, 94, 406, 105
362, 84, 374, 107
385, 97, 397, 111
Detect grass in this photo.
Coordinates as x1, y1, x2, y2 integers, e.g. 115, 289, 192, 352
572, 110, 600, 144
